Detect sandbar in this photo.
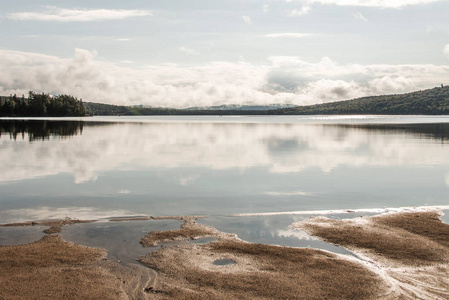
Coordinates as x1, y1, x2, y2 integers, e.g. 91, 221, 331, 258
1, 208, 448, 299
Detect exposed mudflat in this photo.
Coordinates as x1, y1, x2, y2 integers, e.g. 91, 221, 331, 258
140, 216, 227, 247
140, 237, 388, 299
139, 219, 389, 299
0, 235, 155, 300
1, 208, 448, 299
294, 209, 449, 299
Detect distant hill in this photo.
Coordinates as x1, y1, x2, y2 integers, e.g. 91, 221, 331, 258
274, 86, 449, 115
184, 104, 296, 111
84, 102, 294, 115
83, 86, 449, 116
84, 102, 130, 116
84, 102, 178, 116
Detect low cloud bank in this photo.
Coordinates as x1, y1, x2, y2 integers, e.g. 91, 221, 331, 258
1, 48, 448, 108
7, 7, 152, 22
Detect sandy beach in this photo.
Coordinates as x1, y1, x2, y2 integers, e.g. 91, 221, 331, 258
1, 208, 448, 299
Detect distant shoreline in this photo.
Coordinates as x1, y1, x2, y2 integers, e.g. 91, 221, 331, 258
4, 85, 448, 117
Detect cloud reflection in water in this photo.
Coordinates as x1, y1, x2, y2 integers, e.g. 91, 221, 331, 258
0, 120, 448, 184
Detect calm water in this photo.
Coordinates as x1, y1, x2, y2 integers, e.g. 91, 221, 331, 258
1, 115, 449, 223
1, 116, 449, 260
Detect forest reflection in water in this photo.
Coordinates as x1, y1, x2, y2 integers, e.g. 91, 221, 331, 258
2, 118, 449, 141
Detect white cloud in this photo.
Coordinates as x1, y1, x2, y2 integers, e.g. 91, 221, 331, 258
118, 189, 131, 194
444, 44, 449, 58
288, 6, 311, 17
264, 33, 312, 38
242, 15, 252, 25
353, 12, 368, 22
180, 46, 199, 55
264, 190, 313, 196
305, 0, 441, 8
263, 4, 270, 13
1, 49, 448, 108
7, 6, 152, 22
179, 175, 200, 186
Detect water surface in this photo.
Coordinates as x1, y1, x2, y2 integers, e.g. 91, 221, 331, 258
1, 115, 448, 258
1, 116, 448, 222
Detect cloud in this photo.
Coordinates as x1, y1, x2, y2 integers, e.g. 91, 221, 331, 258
179, 46, 199, 55
444, 44, 449, 58
1, 49, 449, 108
242, 15, 252, 25
7, 6, 152, 22
288, 6, 311, 17
264, 190, 313, 196
179, 175, 200, 186
353, 12, 368, 22
305, 0, 441, 8
263, 4, 270, 13
264, 33, 312, 38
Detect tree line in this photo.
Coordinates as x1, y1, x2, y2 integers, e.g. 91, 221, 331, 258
274, 86, 449, 115
2, 86, 449, 117
84, 86, 449, 116
0, 91, 86, 117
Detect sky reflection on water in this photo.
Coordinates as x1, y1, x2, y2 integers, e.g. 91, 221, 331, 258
1, 116, 449, 223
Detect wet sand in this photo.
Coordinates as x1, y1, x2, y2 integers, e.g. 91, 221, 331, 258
1, 208, 448, 299
139, 222, 388, 299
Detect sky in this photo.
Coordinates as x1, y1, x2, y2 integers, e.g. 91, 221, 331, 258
1, 0, 449, 108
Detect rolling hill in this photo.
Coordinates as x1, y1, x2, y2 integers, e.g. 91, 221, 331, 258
82, 85, 449, 116
274, 86, 449, 115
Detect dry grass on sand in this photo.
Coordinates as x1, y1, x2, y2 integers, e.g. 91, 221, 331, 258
0, 235, 154, 300
2, 210, 448, 299
139, 221, 389, 299
294, 210, 449, 299
140, 216, 227, 247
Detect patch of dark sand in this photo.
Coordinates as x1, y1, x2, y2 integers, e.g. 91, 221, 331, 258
1, 218, 94, 234
0, 235, 155, 300
140, 216, 230, 247
139, 238, 389, 299
293, 210, 449, 299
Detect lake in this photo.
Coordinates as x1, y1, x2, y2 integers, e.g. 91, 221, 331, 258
1, 115, 449, 260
